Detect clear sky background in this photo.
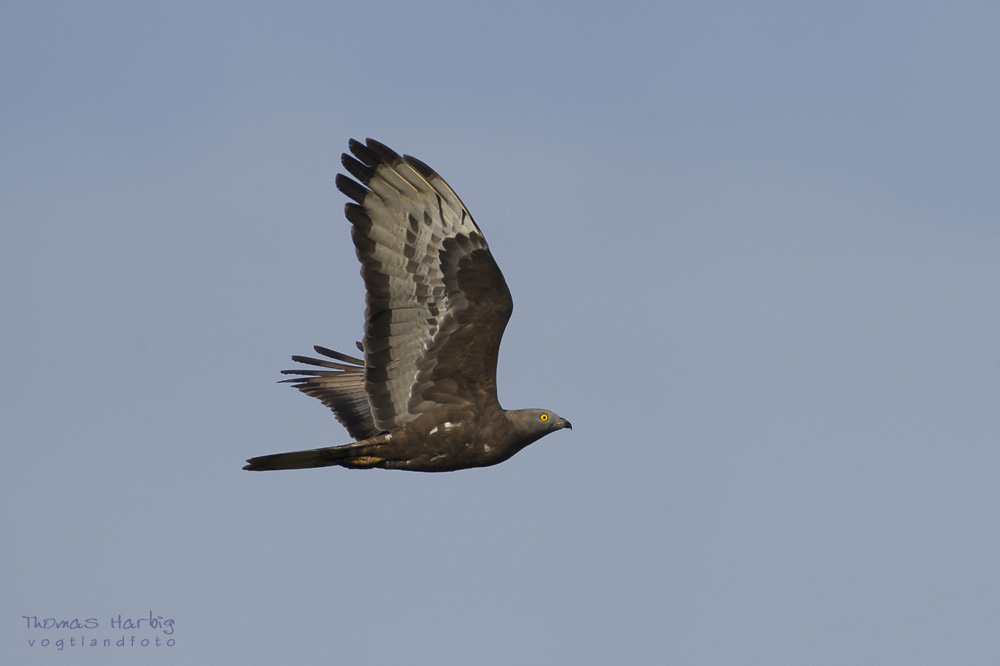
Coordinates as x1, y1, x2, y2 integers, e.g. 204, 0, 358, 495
3, 2, 999, 664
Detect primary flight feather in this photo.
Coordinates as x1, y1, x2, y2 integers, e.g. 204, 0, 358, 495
244, 138, 571, 472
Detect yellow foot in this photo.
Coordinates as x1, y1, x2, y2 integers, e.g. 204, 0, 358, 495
342, 456, 385, 469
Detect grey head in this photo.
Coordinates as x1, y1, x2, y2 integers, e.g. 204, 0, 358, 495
505, 408, 573, 447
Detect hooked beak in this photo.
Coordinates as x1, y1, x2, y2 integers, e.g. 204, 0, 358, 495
557, 418, 573, 430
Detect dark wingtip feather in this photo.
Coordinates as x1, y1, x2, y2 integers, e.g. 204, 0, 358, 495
347, 137, 366, 155
341, 153, 374, 185
404, 155, 439, 180
346, 138, 380, 169
313, 345, 364, 365
336, 173, 368, 204
345, 204, 374, 236
363, 138, 402, 165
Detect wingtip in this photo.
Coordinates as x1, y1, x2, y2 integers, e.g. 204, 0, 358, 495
336, 173, 368, 203
362, 138, 403, 165
403, 154, 437, 180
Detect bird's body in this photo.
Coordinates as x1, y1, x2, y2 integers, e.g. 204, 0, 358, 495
248, 399, 552, 472
244, 139, 570, 473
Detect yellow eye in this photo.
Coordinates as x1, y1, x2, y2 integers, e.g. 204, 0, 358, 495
540, 413, 549, 422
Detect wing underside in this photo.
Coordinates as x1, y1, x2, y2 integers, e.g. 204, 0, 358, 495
336, 139, 513, 432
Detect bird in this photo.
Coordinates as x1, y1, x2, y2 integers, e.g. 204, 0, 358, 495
244, 138, 571, 472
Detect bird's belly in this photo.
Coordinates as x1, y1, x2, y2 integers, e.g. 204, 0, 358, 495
382, 430, 507, 472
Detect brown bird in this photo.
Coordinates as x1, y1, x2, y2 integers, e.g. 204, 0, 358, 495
244, 139, 571, 472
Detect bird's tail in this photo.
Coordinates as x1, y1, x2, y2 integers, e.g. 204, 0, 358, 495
243, 435, 389, 471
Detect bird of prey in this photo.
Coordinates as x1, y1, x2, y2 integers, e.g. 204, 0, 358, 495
244, 138, 571, 472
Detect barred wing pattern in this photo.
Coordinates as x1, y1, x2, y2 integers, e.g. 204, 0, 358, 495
337, 139, 514, 433
245, 138, 571, 473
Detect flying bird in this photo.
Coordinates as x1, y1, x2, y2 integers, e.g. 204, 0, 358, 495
244, 138, 571, 472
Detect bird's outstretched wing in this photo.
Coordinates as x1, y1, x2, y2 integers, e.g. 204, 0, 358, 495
337, 138, 513, 432
278, 345, 380, 440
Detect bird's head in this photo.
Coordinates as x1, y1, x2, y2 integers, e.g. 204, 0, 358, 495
508, 408, 572, 442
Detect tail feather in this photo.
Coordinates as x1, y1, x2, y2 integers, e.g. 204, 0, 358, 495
244, 435, 387, 471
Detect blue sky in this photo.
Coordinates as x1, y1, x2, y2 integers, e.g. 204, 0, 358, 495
3, 2, 999, 664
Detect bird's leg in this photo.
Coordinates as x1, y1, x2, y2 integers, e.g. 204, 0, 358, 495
339, 456, 386, 469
